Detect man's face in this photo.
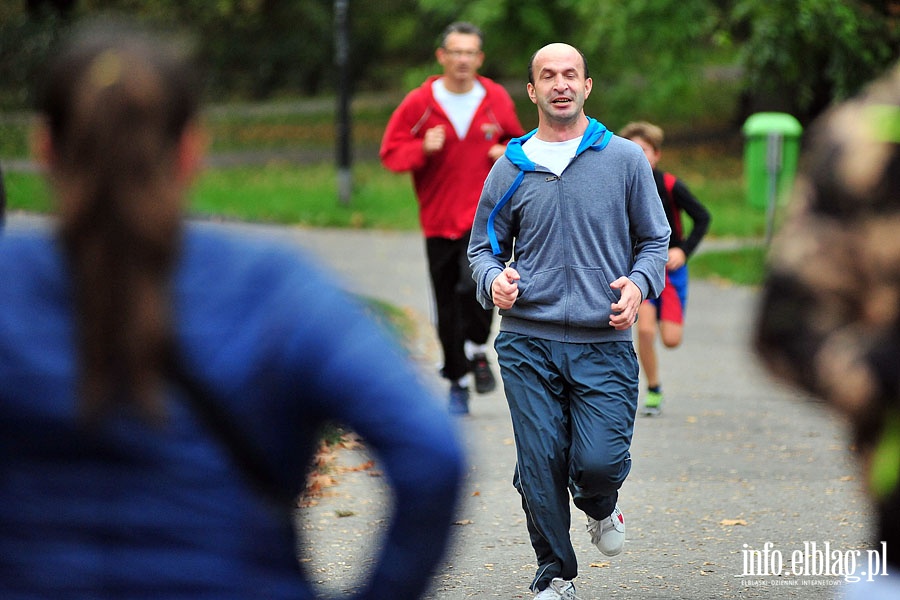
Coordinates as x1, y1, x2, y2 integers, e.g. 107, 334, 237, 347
527, 45, 592, 126
436, 32, 484, 83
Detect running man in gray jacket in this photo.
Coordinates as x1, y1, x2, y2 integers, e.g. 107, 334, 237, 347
468, 43, 670, 600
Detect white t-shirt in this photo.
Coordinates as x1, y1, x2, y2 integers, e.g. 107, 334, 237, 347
522, 135, 583, 177
432, 78, 486, 140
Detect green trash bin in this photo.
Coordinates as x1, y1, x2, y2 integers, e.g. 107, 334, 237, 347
742, 112, 803, 210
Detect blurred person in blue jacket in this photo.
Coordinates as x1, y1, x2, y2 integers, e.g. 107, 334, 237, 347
0, 17, 463, 600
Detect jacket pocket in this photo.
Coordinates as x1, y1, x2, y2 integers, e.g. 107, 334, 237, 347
515, 266, 566, 322
566, 266, 619, 327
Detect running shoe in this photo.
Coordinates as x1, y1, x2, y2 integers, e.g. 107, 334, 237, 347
642, 389, 663, 416
587, 504, 625, 556
534, 577, 577, 599
448, 382, 470, 415
471, 352, 496, 394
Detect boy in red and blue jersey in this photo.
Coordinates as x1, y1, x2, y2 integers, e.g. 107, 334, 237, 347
620, 121, 711, 416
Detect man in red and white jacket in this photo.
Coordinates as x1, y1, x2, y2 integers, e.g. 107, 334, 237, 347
380, 21, 524, 415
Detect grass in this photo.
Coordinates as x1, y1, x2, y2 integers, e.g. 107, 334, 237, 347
691, 245, 768, 287
2, 95, 775, 286
660, 141, 769, 240
6, 144, 762, 235
5, 164, 771, 287
189, 161, 420, 229
360, 295, 419, 347
3, 156, 772, 285
3, 171, 52, 213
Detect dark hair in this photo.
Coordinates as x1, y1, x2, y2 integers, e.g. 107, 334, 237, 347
35, 18, 200, 423
527, 45, 590, 85
440, 21, 483, 49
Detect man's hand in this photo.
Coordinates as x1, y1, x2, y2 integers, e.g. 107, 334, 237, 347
423, 125, 446, 155
609, 277, 642, 330
491, 267, 520, 309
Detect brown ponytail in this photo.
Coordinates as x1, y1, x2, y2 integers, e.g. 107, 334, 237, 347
36, 19, 200, 423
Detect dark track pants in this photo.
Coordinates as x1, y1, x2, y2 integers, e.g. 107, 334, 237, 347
426, 235, 493, 381
495, 332, 638, 591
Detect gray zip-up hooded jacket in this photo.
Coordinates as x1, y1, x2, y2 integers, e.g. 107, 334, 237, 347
468, 117, 671, 343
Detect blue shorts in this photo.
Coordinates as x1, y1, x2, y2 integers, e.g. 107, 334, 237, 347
647, 265, 688, 324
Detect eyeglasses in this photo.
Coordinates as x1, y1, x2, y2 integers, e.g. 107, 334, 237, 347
442, 49, 481, 58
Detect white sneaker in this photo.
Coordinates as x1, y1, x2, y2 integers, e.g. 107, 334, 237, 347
534, 577, 577, 599
587, 504, 625, 556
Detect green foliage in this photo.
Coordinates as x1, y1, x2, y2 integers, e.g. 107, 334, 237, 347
94, 0, 334, 98
0, 0, 442, 108
317, 423, 346, 447
416, 0, 580, 83
573, 0, 729, 122
0, 119, 32, 159
410, 0, 742, 127
410, 0, 899, 126
0, 9, 67, 109
730, 0, 898, 121
4, 0, 896, 127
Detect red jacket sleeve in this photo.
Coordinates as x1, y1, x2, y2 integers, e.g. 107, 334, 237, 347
485, 79, 525, 143
379, 86, 431, 173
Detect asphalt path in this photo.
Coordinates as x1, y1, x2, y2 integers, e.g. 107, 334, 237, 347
5, 214, 877, 599
273, 224, 875, 600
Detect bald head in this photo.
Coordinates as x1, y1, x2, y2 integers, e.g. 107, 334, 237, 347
527, 43, 589, 84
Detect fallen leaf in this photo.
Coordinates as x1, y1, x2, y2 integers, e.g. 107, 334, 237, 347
454, 519, 474, 526
335, 460, 376, 474
720, 518, 747, 527
306, 473, 337, 493
311, 447, 334, 468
